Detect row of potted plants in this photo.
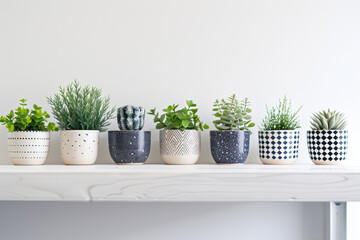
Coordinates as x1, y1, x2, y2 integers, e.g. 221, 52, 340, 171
0, 81, 348, 166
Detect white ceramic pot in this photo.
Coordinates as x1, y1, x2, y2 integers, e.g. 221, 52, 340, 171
160, 130, 201, 165
307, 130, 348, 165
60, 130, 99, 165
8, 131, 50, 165
258, 130, 300, 165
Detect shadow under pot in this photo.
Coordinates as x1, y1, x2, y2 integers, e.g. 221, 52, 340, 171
108, 131, 151, 164
160, 130, 201, 165
307, 130, 348, 165
8, 131, 50, 165
210, 130, 250, 164
258, 130, 300, 165
60, 130, 99, 165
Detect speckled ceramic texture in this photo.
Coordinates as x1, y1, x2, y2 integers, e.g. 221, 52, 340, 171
160, 130, 201, 165
60, 130, 99, 165
210, 130, 250, 164
258, 130, 300, 165
108, 131, 151, 164
117, 105, 145, 130
8, 131, 50, 165
307, 130, 348, 165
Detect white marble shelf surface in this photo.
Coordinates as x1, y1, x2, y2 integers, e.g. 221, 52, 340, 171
0, 164, 359, 202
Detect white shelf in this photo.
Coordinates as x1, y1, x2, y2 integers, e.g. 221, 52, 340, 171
1, 164, 359, 202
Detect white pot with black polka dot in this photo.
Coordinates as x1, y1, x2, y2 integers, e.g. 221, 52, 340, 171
307, 130, 348, 165
8, 131, 50, 165
160, 130, 201, 165
60, 130, 99, 165
258, 130, 300, 165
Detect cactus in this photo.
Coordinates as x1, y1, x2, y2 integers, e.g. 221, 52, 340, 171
117, 105, 145, 130
310, 109, 347, 130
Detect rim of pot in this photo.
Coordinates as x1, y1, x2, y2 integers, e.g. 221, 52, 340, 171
258, 129, 300, 132
159, 129, 200, 132
307, 129, 348, 132
108, 130, 150, 133
60, 129, 100, 132
9, 130, 50, 133
210, 130, 250, 132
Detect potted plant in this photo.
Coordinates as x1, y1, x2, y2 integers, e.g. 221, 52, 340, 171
308, 109, 348, 165
259, 96, 302, 165
47, 80, 115, 165
148, 100, 209, 165
210, 94, 255, 164
0, 99, 58, 165
108, 105, 151, 164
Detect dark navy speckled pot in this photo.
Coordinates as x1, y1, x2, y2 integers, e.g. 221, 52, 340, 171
210, 130, 250, 164
108, 131, 151, 164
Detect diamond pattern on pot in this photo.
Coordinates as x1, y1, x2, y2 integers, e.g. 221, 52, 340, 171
307, 130, 348, 162
259, 131, 300, 161
160, 130, 200, 155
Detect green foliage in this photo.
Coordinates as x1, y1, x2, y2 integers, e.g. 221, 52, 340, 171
0, 99, 58, 132
212, 94, 255, 133
148, 100, 209, 131
260, 96, 302, 131
46, 80, 116, 132
310, 109, 347, 130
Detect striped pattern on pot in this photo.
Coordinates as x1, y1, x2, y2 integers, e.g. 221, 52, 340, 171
160, 130, 200, 155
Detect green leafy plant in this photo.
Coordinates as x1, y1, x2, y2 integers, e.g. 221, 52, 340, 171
0, 99, 58, 132
148, 100, 209, 131
212, 94, 255, 132
46, 80, 116, 132
260, 96, 302, 130
310, 109, 347, 130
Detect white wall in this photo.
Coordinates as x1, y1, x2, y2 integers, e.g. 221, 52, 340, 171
0, 0, 359, 239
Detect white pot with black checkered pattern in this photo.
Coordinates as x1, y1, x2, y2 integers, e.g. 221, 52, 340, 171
160, 130, 201, 165
258, 130, 300, 165
60, 130, 99, 165
307, 130, 348, 165
7, 131, 50, 165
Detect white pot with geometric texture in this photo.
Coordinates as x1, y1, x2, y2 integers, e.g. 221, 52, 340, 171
8, 131, 50, 165
307, 130, 348, 165
258, 130, 300, 165
160, 130, 201, 165
60, 130, 99, 165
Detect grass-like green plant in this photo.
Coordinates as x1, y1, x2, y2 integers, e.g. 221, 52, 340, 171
148, 100, 209, 131
260, 96, 302, 131
212, 94, 255, 132
0, 99, 58, 132
47, 80, 116, 131
310, 109, 347, 130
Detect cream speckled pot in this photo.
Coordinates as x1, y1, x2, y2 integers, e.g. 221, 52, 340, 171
8, 131, 50, 165
60, 130, 99, 165
160, 130, 200, 165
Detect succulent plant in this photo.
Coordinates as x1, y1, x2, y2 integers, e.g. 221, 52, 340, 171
260, 96, 302, 131
212, 94, 255, 132
117, 105, 145, 130
310, 109, 347, 130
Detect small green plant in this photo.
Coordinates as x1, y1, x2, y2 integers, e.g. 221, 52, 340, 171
260, 96, 302, 130
148, 100, 209, 131
47, 80, 116, 131
310, 109, 347, 130
0, 99, 58, 132
212, 94, 255, 132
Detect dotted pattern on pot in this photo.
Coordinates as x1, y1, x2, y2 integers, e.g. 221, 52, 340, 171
210, 131, 250, 164
7, 131, 50, 164
259, 131, 300, 161
60, 131, 99, 165
108, 131, 151, 164
307, 130, 348, 162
